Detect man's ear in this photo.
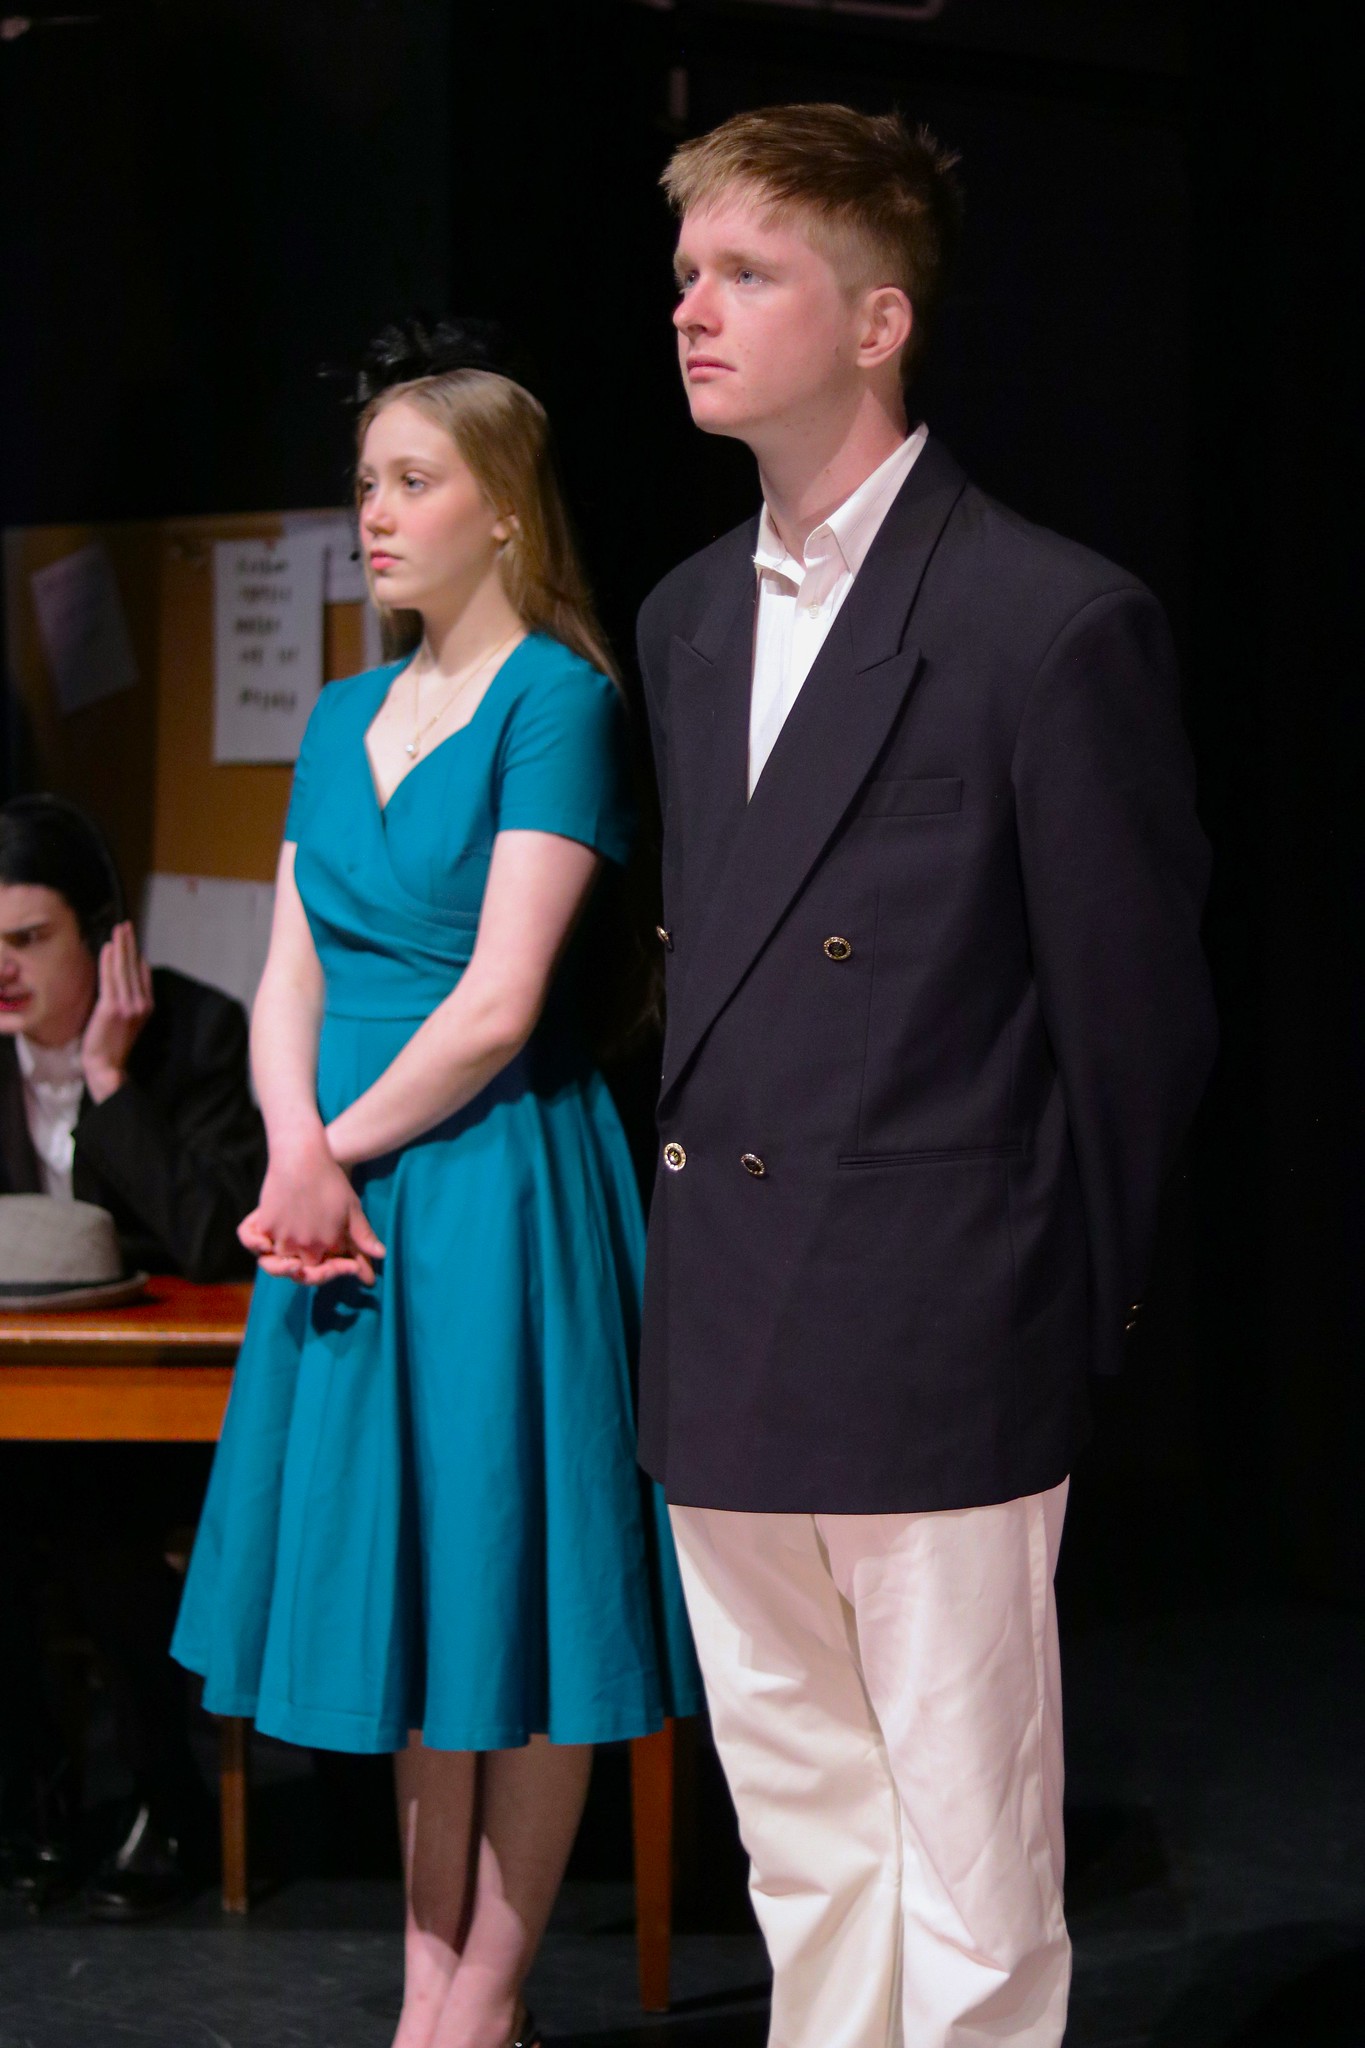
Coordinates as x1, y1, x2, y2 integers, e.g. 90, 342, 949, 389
858, 286, 913, 375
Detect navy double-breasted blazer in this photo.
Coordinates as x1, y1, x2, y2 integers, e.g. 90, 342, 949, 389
635, 437, 1217, 1514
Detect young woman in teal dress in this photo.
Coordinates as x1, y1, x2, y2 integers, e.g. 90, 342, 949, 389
172, 327, 700, 2048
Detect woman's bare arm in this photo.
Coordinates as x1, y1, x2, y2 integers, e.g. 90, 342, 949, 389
238, 844, 384, 1281
324, 829, 601, 1170
249, 843, 327, 1153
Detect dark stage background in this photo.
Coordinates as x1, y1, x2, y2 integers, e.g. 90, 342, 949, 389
1, 0, 1359, 1928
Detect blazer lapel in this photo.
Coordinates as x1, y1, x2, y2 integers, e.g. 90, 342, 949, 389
661, 437, 968, 1104
660, 525, 756, 930
0, 1040, 43, 1193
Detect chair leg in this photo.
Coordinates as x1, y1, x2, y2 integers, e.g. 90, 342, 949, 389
218, 1715, 249, 1914
630, 1719, 675, 2012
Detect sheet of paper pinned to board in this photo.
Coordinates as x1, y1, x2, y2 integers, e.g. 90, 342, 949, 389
213, 533, 325, 763
281, 507, 388, 671
281, 508, 368, 605
29, 540, 139, 715
141, 873, 276, 1019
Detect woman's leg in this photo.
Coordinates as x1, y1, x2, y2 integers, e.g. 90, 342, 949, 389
393, 1732, 479, 2048
430, 1736, 593, 2048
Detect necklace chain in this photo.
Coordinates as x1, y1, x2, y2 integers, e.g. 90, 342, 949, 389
405, 631, 521, 758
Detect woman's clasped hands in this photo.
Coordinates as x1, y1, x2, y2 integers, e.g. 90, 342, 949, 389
238, 1128, 386, 1288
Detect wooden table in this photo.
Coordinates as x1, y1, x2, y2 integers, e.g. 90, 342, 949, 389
0, 1274, 248, 1440
0, 1274, 680, 2006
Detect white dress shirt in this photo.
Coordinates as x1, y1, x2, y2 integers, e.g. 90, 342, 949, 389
748, 423, 930, 796
15, 1033, 85, 1201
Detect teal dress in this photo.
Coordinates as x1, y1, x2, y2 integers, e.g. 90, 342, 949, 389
172, 636, 701, 1752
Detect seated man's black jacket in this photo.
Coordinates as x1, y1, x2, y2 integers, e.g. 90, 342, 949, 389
0, 966, 265, 1281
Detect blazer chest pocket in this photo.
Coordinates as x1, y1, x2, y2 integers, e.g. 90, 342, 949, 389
855, 775, 962, 820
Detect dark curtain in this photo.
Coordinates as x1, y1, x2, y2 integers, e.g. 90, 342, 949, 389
2, 0, 1358, 1603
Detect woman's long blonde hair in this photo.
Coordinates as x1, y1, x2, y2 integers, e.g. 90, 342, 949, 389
357, 363, 657, 1056
357, 368, 617, 680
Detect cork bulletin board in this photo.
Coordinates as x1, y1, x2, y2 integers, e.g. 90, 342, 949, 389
4, 510, 370, 914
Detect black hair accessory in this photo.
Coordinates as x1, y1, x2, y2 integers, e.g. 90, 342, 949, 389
324, 315, 532, 413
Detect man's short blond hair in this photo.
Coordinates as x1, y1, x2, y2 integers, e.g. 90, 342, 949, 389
662, 103, 962, 379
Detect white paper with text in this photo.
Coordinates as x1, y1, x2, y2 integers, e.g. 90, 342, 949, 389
212, 534, 324, 763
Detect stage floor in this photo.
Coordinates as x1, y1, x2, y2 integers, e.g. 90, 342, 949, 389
1, 1604, 1361, 2046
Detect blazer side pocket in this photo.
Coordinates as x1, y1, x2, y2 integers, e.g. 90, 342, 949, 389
855, 775, 963, 819
837, 1141, 1025, 1169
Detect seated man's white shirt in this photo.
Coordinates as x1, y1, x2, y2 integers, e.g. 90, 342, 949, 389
748, 422, 930, 796
16, 1033, 84, 1201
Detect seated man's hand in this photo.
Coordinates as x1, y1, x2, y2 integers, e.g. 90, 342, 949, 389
81, 922, 154, 1103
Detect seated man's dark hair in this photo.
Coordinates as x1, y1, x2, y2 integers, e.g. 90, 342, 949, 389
0, 795, 127, 953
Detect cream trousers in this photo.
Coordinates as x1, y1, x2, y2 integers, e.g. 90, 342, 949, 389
670, 1482, 1071, 2048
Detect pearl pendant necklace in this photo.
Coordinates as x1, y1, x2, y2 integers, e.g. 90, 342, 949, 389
404, 630, 520, 760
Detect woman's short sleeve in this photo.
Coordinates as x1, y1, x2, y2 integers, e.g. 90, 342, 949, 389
283, 685, 333, 844
496, 658, 635, 867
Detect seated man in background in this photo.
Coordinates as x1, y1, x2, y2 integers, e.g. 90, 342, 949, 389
0, 793, 266, 1917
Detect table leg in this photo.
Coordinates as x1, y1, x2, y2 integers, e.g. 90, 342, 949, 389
630, 1719, 675, 2012
218, 1715, 249, 1914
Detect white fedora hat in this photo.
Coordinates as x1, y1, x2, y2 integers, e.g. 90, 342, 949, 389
0, 1195, 148, 1313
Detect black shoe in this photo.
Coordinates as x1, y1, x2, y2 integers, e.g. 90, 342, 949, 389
84, 1803, 205, 1922
1, 1829, 82, 1909
0, 1757, 80, 1909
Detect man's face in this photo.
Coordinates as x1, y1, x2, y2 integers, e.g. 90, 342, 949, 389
672, 192, 870, 447
0, 884, 97, 1048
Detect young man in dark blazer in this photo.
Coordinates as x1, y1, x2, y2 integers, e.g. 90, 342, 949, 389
636, 107, 1216, 2047
0, 795, 265, 1916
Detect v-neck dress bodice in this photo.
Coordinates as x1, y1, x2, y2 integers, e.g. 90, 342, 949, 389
173, 636, 701, 1752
